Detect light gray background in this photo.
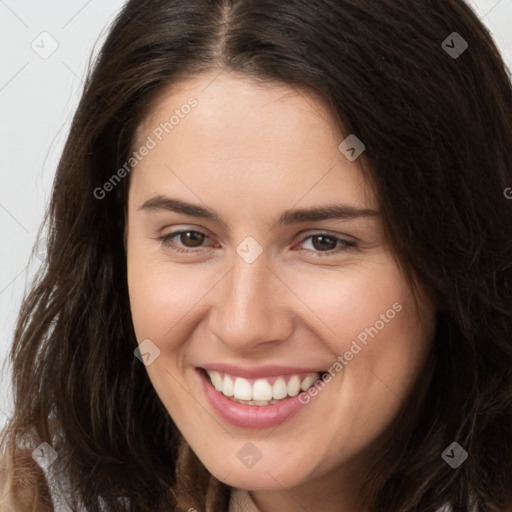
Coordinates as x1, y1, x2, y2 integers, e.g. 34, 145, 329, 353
1, 0, 511, 428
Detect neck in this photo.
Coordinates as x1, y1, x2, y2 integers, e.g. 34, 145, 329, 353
236, 462, 368, 512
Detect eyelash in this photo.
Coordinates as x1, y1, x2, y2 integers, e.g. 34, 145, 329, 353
157, 230, 356, 257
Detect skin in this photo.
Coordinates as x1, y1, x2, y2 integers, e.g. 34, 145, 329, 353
125, 70, 436, 512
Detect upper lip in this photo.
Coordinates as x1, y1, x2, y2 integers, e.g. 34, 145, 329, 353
199, 363, 326, 379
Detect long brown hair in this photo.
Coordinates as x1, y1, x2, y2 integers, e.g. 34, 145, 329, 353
1, 0, 512, 511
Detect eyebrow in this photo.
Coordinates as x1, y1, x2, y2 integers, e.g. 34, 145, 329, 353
139, 195, 379, 225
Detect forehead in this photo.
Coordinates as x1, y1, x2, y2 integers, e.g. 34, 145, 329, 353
129, 71, 376, 212
135, 71, 341, 151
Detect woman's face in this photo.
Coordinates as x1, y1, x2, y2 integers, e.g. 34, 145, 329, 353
126, 71, 436, 498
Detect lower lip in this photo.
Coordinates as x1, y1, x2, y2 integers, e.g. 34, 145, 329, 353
197, 369, 311, 429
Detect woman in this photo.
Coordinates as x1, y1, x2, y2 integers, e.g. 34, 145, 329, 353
1, 0, 511, 511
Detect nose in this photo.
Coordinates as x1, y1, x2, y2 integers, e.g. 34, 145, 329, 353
207, 248, 294, 351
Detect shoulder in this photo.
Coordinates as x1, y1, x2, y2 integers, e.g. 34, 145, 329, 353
228, 488, 259, 512
0, 449, 54, 512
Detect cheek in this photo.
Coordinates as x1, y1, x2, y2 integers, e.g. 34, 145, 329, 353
127, 246, 213, 344
126, 247, 208, 412
287, 258, 434, 369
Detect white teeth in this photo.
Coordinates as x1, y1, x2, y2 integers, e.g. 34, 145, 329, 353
228, 398, 280, 406
233, 377, 252, 400
211, 371, 223, 391
205, 370, 321, 403
223, 374, 234, 397
252, 379, 273, 401
300, 374, 318, 391
272, 377, 288, 400
287, 376, 301, 397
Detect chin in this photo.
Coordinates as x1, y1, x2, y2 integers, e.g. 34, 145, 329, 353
199, 449, 313, 491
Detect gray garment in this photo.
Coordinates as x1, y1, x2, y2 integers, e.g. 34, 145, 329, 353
228, 487, 454, 512
40, 462, 76, 511
40, 466, 455, 512
39, 463, 129, 512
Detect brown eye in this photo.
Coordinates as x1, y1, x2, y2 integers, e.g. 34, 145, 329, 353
179, 231, 205, 247
311, 234, 338, 251
158, 230, 210, 252
297, 232, 356, 257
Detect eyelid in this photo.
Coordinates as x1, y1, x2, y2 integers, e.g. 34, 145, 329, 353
158, 227, 215, 252
158, 227, 356, 257
293, 231, 356, 255
295, 229, 357, 244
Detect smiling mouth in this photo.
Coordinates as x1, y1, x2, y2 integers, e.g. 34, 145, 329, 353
202, 368, 326, 406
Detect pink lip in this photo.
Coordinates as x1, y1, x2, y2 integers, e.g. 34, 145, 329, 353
200, 363, 325, 379
197, 368, 311, 429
